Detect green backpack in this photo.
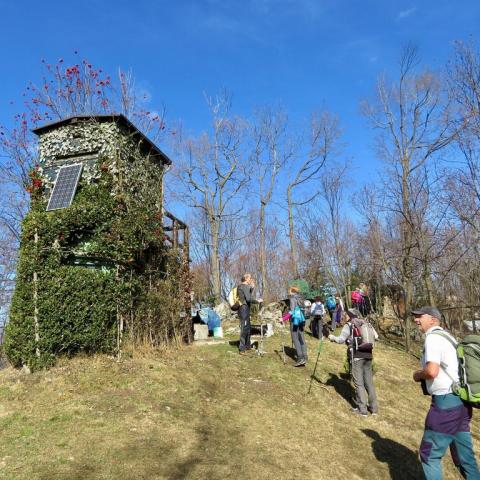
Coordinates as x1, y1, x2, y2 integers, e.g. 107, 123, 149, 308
431, 331, 480, 405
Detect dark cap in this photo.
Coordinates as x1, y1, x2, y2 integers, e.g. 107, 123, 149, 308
411, 306, 442, 321
347, 307, 362, 318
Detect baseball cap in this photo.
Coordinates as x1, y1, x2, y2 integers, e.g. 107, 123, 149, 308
411, 306, 442, 320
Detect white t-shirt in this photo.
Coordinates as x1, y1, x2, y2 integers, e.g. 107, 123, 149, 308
421, 327, 459, 395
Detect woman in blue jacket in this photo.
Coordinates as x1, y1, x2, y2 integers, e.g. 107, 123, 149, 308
289, 286, 307, 367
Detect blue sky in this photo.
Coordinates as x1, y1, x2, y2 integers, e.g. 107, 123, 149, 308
1, 0, 479, 187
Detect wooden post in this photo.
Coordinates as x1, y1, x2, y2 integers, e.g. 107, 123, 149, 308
173, 221, 178, 248
116, 265, 123, 360
33, 228, 40, 358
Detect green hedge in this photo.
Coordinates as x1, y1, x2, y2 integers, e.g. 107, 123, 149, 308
5, 162, 188, 370
5, 266, 118, 369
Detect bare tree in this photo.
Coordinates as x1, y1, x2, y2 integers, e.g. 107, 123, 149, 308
249, 106, 292, 300
362, 45, 456, 350
446, 42, 480, 234
175, 92, 249, 303
441, 41, 480, 324
286, 110, 341, 278
318, 163, 355, 296
0, 55, 170, 328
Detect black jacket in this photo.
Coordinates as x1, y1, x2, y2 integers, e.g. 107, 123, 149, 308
237, 283, 257, 306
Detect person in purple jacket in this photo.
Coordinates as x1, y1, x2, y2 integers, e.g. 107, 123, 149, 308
331, 294, 344, 331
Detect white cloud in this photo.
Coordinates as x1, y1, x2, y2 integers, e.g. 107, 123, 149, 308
398, 7, 417, 20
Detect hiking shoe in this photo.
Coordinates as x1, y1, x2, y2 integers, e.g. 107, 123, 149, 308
239, 350, 250, 356
293, 360, 306, 367
351, 408, 368, 417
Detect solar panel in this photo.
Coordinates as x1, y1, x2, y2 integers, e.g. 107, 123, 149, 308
46, 163, 83, 211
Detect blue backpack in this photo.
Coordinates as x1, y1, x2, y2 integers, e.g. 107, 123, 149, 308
326, 297, 336, 310
291, 306, 305, 326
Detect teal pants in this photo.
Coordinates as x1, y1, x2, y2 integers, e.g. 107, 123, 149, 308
420, 394, 480, 479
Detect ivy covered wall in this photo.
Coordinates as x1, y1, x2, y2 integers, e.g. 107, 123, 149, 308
4, 116, 190, 370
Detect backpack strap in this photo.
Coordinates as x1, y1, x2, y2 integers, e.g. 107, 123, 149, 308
427, 329, 458, 349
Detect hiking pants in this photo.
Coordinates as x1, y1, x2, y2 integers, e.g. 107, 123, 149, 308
420, 394, 479, 480
332, 308, 342, 331
330, 314, 338, 331
238, 304, 251, 352
290, 321, 307, 361
310, 315, 322, 338
351, 358, 378, 414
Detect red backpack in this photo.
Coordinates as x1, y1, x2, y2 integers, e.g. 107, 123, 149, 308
351, 290, 362, 303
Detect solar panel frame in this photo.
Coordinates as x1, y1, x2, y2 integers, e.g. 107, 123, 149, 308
46, 163, 83, 211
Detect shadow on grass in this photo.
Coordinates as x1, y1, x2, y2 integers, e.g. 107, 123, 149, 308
283, 346, 297, 361
362, 429, 423, 480
271, 345, 299, 364
324, 372, 354, 407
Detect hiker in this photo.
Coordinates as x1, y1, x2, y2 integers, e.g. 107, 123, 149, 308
309, 296, 325, 339
331, 294, 344, 331
351, 288, 362, 310
325, 294, 336, 322
237, 273, 261, 355
359, 283, 371, 316
289, 286, 308, 367
328, 308, 378, 416
412, 306, 480, 479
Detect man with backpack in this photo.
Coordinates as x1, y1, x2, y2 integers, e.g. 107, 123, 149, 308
412, 306, 480, 479
328, 308, 379, 416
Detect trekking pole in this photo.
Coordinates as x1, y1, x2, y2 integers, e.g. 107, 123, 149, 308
257, 322, 265, 356
307, 336, 324, 394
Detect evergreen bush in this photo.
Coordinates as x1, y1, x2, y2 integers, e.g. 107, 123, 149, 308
5, 150, 190, 370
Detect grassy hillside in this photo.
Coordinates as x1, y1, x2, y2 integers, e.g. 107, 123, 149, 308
0, 326, 478, 479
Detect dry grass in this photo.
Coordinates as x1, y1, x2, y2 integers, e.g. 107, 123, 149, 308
0, 327, 478, 479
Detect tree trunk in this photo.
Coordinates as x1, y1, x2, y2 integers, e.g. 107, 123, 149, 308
423, 259, 436, 306
401, 164, 413, 352
210, 218, 221, 304
259, 200, 267, 300
287, 186, 299, 278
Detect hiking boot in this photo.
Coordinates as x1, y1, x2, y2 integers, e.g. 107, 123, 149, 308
293, 359, 306, 367
239, 350, 250, 356
351, 408, 368, 417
